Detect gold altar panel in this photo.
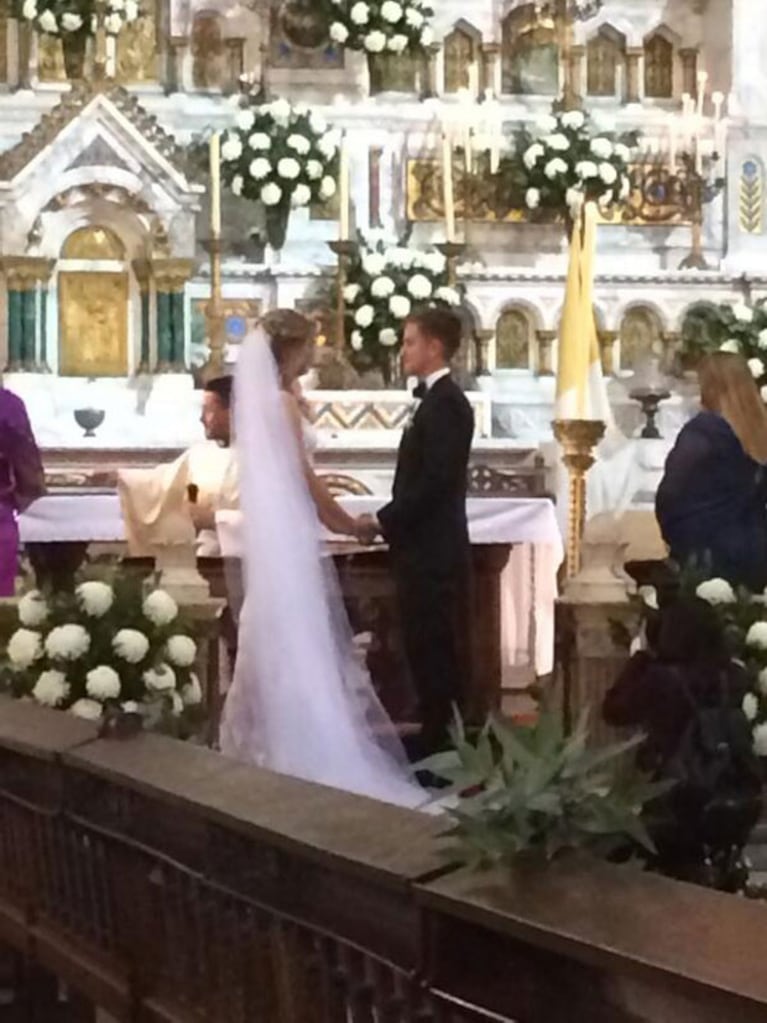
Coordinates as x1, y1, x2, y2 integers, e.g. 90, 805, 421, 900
59, 272, 129, 376
117, 6, 158, 83
62, 225, 125, 260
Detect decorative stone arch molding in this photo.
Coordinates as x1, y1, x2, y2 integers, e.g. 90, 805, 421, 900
0, 84, 202, 375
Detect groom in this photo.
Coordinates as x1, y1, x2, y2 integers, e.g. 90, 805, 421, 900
360, 308, 474, 755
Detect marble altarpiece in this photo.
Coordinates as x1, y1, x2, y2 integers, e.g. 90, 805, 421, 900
0, 0, 761, 497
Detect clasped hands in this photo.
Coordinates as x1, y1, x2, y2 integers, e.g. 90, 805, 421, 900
353, 513, 381, 546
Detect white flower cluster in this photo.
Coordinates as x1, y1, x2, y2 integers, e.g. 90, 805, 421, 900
8, 582, 200, 728
702, 300, 767, 397
103, 0, 140, 36
520, 108, 634, 221
221, 98, 338, 216
22, 0, 84, 35
328, 0, 434, 55
344, 239, 461, 363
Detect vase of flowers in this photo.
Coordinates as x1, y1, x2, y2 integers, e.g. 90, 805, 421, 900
508, 107, 637, 230
325, 0, 435, 62
4, 576, 203, 735
679, 299, 767, 397
342, 235, 462, 381
220, 97, 340, 255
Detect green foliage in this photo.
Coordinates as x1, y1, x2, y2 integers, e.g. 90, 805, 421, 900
423, 710, 670, 869
680, 300, 767, 389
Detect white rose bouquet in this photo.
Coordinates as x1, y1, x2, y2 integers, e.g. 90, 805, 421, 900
220, 97, 340, 251
679, 300, 767, 395
323, 0, 434, 56
343, 235, 462, 379
510, 107, 637, 225
18, 0, 92, 36
2, 574, 203, 737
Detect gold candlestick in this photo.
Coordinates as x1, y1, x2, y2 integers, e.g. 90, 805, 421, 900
553, 418, 606, 577
436, 241, 467, 288
201, 238, 226, 382
328, 240, 358, 349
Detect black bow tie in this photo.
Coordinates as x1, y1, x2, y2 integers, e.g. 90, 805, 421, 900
412, 382, 427, 400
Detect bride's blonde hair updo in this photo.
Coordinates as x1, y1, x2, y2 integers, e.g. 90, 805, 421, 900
262, 309, 314, 378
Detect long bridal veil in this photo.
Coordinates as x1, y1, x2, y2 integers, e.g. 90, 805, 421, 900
219, 328, 427, 809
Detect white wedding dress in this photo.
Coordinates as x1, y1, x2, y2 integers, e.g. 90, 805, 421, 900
219, 328, 429, 810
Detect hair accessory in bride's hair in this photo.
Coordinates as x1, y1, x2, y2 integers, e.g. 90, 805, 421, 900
262, 309, 314, 368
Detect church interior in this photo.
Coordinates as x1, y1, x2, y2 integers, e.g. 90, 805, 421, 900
2, 0, 767, 1019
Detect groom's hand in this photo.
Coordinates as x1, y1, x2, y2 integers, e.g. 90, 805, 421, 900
355, 514, 380, 546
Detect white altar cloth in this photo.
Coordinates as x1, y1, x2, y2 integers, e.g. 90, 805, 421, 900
19, 494, 562, 678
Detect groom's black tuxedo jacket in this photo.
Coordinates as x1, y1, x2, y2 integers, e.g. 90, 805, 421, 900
378, 374, 474, 574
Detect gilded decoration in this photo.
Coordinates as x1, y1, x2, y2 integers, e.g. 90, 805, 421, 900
406, 158, 689, 226
586, 28, 624, 97
62, 225, 126, 260
152, 258, 195, 291
644, 33, 673, 99
619, 307, 662, 371
1, 257, 55, 290
59, 271, 129, 376
117, 2, 158, 83
496, 309, 532, 369
739, 158, 764, 235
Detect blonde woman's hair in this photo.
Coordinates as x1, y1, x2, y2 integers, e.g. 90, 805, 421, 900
699, 351, 767, 463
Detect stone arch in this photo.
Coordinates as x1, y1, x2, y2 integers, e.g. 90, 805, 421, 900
501, 3, 558, 96
619, 303, 664, 372
586, 24, 626, 98
643, 25, 677, 99
443, 20, 482, 94
496, 304, 534, 370
191, 9, 226, 90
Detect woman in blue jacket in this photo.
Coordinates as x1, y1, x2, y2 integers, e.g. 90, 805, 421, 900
656, 351, 767, 591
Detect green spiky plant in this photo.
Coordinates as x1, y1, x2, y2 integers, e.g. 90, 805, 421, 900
422, 709, 672, 869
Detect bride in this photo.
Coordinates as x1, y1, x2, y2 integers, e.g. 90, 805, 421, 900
219, 310, 428, 809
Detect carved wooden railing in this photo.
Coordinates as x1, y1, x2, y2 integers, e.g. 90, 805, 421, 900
2, 697, 767, 1022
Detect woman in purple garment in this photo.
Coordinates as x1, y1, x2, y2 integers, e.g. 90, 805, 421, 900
0, 389, 45, 596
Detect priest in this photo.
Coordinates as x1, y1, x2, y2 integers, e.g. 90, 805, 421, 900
119, 376, 238, 557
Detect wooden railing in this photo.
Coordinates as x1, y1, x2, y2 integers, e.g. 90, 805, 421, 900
2, 697, 767, 1022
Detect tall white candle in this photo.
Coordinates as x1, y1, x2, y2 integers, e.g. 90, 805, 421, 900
668, 117, 677, 172
339, 133, 350, 241
712, 90, 724, 121
442, 132, 456, 243
209, 132, 221, 239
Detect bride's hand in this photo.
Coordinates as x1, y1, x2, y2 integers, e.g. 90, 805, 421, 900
354, 514, 380, 546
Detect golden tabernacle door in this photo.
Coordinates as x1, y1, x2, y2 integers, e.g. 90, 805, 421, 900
58, 271, 129, 377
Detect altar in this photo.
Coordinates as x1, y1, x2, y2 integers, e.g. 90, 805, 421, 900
19, 491, 563, 682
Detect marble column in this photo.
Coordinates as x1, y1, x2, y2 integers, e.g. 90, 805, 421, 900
2, 258, 54, 371
625, 47, 643, 104
535, 329, 556, 376
597, 330, 618, 376
132, 260, 151, 372
481, 42, 501, 98
679, 48, 698, 99
152, 259, 194, 372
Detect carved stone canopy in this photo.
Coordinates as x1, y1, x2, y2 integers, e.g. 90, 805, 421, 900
0, 83, 203, 262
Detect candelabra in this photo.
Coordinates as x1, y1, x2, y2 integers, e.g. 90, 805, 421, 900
201, 237, 227, 382
676, 153, 725, 271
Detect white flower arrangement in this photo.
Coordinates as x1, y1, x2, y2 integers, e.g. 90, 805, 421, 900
20, 0, 140, 37
220, 96, 339, 247
512, 107, 637, 223
342, 235, 463, 377
4, 576, 202, 735
695, 578, 736, 606
681, 300, 767, 394
327, 0, 434, 56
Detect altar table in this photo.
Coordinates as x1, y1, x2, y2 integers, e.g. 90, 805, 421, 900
19, 493, 562, 677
